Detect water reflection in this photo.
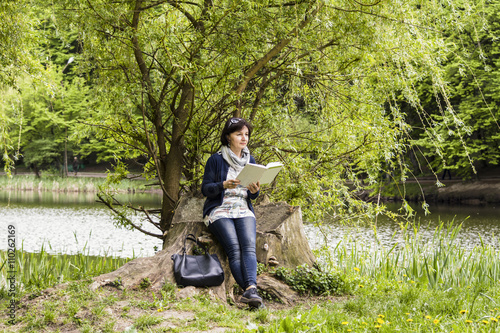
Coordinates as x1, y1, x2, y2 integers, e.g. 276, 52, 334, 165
0, 205, 163, 258
0, 190, 162, 208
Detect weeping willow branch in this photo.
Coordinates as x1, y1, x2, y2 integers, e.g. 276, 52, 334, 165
96, 192, 163, 239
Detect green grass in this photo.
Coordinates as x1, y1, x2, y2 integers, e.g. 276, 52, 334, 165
0, 174, 158, 193
247, 223, 500, 332
1, 223, 499, 332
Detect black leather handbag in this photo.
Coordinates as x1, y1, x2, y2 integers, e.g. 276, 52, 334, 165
171, 234, 224, 287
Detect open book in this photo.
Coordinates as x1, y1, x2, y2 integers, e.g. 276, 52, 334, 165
236, 162, 283, 187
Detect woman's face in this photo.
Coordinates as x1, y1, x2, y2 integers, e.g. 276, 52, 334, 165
227, 126, 249, 153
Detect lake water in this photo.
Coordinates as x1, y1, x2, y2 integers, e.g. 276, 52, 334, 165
304, 203, 500, 253
0, 191, 163, 258
0, 190, 499, 258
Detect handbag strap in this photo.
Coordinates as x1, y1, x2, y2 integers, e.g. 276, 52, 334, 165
182, 233, 208, 254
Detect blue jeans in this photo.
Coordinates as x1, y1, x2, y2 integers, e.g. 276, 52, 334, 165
208, 216, 257, 289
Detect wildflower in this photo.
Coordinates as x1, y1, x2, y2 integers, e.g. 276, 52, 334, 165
354, 267, 360, 272
491, 317, 498, 323
374, 325, 382, 329
377, 318, 385, 324
466, 320, 473, 324
157, 308, 163, 312
407, 319, 413, 322
342, 322, 348, 325
460, 310, 467, 314
398, 280, 402, 283
405, 313, 410, 316
347, 330, 352, 332
362, 322, 368, 325
378, 314, 385, 318
358, 284, 364, 288
482, 320, 489, 324
433, 319, 440, 324
425, 315, 431, 319
410, 280, 415, 284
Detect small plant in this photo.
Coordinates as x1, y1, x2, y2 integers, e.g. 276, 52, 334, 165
161, 281, 177, 300
258, 288, 279, 302
257, 262, 269, 275
139, 277, 152, 289
274, 264, 349, 296
112, 277, 123, 289
134, 314, 164, 330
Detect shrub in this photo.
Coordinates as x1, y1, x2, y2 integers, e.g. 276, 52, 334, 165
274, 264, 349, 296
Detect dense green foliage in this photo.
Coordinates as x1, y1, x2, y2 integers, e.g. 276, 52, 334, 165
274, 264, 349, 296
410, 1, 500, 179
0, 2, 41, 84
0, 15, 89, 176
0, 2, 45, 174
59, 0, 489, 227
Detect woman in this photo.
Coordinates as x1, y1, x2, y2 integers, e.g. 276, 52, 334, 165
201, 117, 263, 308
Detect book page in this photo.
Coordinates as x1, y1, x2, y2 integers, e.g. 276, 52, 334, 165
259, 164, 283, 185
236, 164, 267, 187
236, 162, 283, 186
265, 162, 283, 169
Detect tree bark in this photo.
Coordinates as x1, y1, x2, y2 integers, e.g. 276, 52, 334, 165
160, 82, 192, 237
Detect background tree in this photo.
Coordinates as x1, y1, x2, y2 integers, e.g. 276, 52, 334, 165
1, 16, 90, 177
0, 2, 42, 173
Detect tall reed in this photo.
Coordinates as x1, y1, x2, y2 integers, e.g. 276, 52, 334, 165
331, 222, 500, 289
0, 175, 157, 193
0, 244, 131, 295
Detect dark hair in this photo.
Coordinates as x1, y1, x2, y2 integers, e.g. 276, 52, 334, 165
220, 117, 253, 146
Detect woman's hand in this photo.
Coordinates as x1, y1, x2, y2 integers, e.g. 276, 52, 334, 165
247, 181, 260, 194
224, 179, 241, 189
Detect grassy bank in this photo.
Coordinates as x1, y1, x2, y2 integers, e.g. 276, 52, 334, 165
0, 246, 132, 297
0, 175, 159, 193
1, 224, 499, 332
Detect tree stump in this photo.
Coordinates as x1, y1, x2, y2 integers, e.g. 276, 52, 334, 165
90, 195, 315, 304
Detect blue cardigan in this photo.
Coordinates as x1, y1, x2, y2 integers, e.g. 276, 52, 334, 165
201, 152, 259, 218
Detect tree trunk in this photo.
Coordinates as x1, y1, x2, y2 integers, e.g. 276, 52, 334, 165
159, 83, 192, 239
33, 164, 40, 178
91, 195, 314, 304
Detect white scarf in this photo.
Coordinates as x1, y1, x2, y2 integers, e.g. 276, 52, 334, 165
221, 145, 250, 173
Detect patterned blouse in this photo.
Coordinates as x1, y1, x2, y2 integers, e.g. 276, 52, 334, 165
205, 165, 255, 226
